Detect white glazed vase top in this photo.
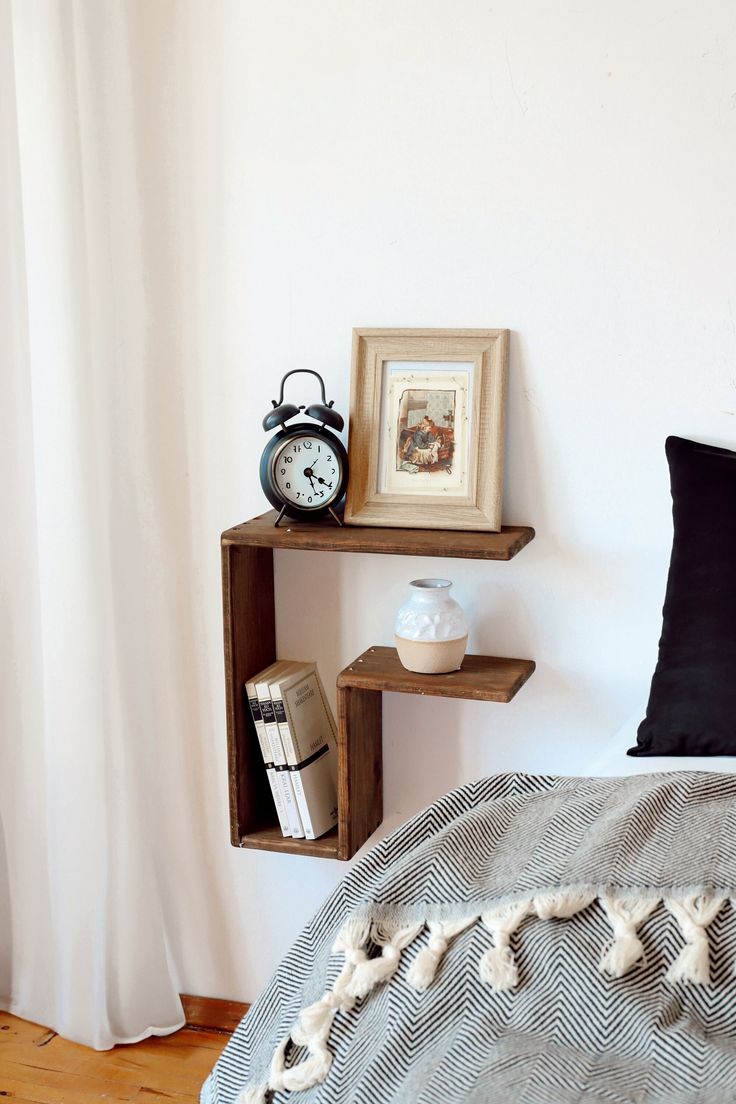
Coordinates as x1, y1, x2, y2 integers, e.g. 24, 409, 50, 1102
394, 579, 468, 674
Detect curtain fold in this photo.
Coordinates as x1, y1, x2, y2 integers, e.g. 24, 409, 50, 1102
0, 0, 218, 1047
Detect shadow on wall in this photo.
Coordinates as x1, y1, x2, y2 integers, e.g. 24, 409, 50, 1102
274, 548, 354, 717
504, 330, 549, 534
500, 331, 659, 760
0, 811, 11, 1003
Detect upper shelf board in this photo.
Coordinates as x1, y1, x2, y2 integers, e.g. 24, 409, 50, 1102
222, 511, 535, 561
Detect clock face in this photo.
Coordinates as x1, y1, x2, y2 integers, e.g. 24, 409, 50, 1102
271, 433, 344, 510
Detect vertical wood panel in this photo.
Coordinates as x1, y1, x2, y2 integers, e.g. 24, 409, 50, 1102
336, 686, 383, 860
221, 542, 276, 843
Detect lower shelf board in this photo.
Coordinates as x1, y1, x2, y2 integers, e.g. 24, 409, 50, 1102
237, 648, 534, 860
239, 823, 340, 859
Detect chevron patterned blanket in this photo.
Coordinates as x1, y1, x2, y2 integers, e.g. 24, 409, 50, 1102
202, 772, 736, 1104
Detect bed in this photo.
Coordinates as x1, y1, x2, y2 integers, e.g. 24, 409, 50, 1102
202, 764, 736, 1104
202, 435, 736, 1102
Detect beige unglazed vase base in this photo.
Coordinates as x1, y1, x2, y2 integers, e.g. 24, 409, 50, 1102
394, 634, 468, 675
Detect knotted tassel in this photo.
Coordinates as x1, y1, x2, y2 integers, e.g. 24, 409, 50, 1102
407, 915, 477, 991
665, 895, 725, 984
237, 916, 371, 1101
599, 895, 659, 977
479, 901, 530, 991
533, 889, 596, 920
346, 920, 424, 1001
291, 917, 370, 1044
270, 1033, 333, 1094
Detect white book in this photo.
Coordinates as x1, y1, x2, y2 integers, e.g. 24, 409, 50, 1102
256, 661, 305, 839
270, 662, 338, 840
244, 670, 290, 838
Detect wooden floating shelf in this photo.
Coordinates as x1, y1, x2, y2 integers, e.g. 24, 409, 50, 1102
222, 510, 535, 561
338, 646, 535, 703
221, 513, 536, 860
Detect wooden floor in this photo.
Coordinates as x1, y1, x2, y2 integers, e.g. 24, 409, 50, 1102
0, 1010, 234, 1104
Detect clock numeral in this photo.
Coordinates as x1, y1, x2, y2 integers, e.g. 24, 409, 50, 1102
330, 468, 335, 474
293, 444, 301, 453
296, 491, 301, 499
326, 454, 332, 461
317, 445, 321, 452
285, 482, 290, 489
304, 440, 312, 449
308, 496, 313, 503
285, 455, 293, 464
280, 468, 286, 475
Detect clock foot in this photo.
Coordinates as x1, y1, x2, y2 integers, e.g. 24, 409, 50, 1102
328, 506, 344, 528
273, 505, 288, 528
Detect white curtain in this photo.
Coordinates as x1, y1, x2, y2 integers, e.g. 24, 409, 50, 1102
0, 0, 222, 1048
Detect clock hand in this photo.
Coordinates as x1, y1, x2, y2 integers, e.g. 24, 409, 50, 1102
303, 465, 330, 493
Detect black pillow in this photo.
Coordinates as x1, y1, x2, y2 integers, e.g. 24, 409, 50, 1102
628, 435, 736, 757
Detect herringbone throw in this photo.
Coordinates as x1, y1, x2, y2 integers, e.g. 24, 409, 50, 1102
203, 772, 736, 1104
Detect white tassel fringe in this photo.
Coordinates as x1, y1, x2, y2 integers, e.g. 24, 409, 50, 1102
270, 1033, 333, 1093
534, 889, 596, 920
599, 895, 659, 977
479, 901, 530, 991
238, 917, 371, 1101
238, 891, 733, 1101
291, 917, 370, 1044
346, 920, 424, 1001
665, 895, 725, 984
407, 916, 478, 991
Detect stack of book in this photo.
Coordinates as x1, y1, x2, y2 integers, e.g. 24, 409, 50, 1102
244, 661, 339, 840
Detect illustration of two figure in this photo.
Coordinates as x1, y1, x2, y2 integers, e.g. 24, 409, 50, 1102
399, 415, 451, 472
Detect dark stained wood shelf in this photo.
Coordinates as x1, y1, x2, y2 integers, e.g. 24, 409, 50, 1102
338, 646, 535, 703
239, 824, 340, 859
221, 512, 536, 860
222, 511, 534, 561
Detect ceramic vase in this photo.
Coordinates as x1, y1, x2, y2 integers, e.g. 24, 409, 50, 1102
394, 578, 468, 674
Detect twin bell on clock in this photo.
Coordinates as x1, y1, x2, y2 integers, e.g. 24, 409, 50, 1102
260, 369, 349, 527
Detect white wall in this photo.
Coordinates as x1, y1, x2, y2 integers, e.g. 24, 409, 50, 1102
165, 0, 736, 1000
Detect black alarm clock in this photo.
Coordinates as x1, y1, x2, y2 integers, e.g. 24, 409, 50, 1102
260, 370, 349, 526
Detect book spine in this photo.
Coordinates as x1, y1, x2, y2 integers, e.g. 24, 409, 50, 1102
273, 696, 316, 838
292, 744, 337, 840
246, 681, 289, 838
261, 693, 304, 839
278, 669, 338, 840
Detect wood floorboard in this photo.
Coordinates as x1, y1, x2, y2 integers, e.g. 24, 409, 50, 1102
0, 1012, 232, 1104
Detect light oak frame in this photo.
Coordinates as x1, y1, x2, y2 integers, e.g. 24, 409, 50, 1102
344, 328, 509, 531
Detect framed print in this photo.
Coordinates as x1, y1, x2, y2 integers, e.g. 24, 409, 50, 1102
344, 328, 508, 531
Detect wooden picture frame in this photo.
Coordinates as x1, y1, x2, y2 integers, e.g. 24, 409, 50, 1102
344, 328, 508, 531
